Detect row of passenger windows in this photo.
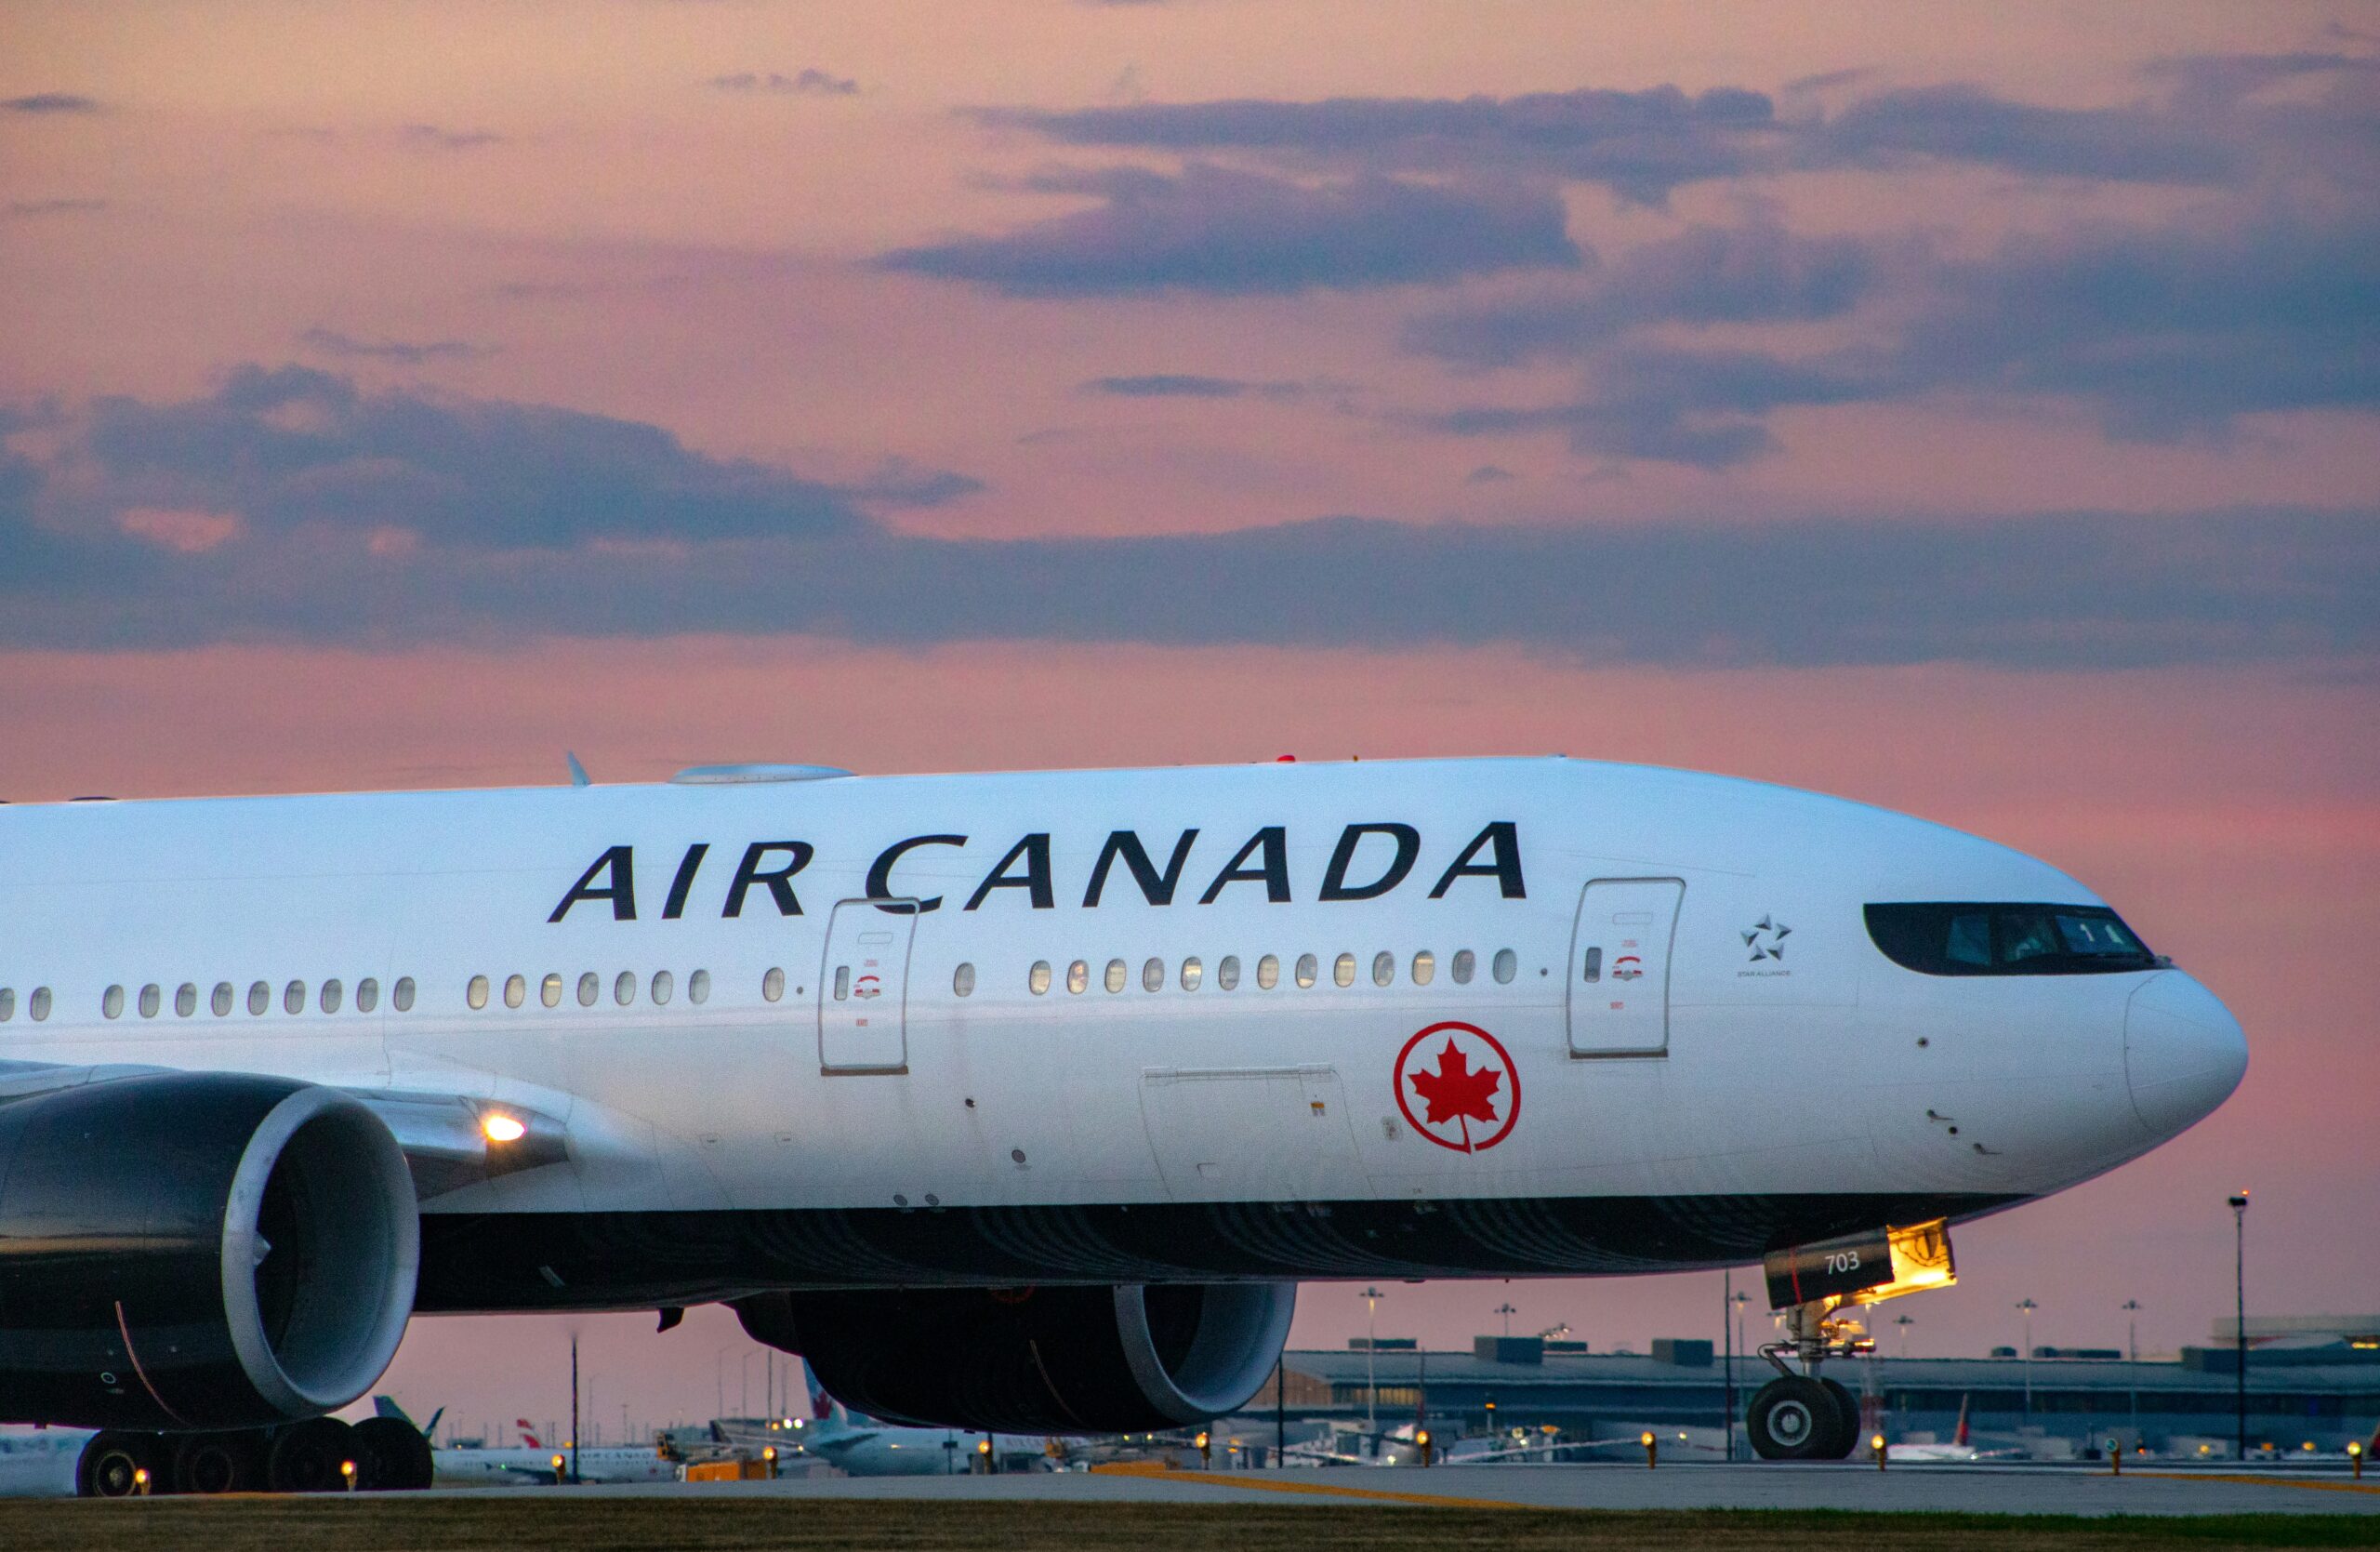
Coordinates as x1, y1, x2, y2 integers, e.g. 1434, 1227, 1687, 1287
466, 970, 712, 1010
64, 977, 421, 1021
9, 945, 1526, 1022
946, 948, 1521, 998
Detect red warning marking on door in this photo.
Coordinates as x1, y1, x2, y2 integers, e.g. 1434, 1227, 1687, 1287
1393, 1021, 1520, 1154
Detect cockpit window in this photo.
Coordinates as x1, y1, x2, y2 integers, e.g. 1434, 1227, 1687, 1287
1866, 902, 2156, 976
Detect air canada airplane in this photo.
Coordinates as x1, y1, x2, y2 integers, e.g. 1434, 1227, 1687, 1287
0, 756, 2246, 1491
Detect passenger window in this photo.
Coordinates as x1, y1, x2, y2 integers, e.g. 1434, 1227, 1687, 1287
651, 970, 674, 1005
1104, 959, 1128, 994
1257, 954, 1280, 989
248, 980, 271, 1015
615, 971, 636, 1006
1143, 958, 1164, 992
1067, 960, 1089, 994
30, 987, 51, 1021
689, 969, 711, 1004
321, 979, 343, 1015
356, 978, 379, 1013
1492, 949, 1516, 985
1029, 961, 1052, 995
0, 988, 12, 1022
284, 980, 306, 1014
954, 962, 976, 997
175, 983, 197, 1017
1581, 947, 1602, 983
505, 974, 527, 1009
1181, 957, 1203, 991
1333, 953, 1355, 988
468, 975, 490, 1011
103, 985, 125, 1018
1451, 949, 1474, 985
763, 967, 787, 1002
139, 983, 161, 1017
541, 973, 562, 1008
1295, 954, 1318, 988
1372, 951, 1395, 987
212, 981, 233, 1016
1218, 955, 1240, 990
577, 972, 600, 1007
392, 976, 416, 1012
1411, 950, 1435, 987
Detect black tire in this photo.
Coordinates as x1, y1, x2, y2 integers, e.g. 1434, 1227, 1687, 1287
1746, 1375, 1837, 1461
78, 1431, 166, 1498
1818, 1377, 1861, 1460
352, 1415, 436, 1491
266, 1417, 358, 1492
172, 1430, 265, 1495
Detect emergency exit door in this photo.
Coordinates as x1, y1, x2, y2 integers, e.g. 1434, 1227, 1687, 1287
819, 899, 917, 1073
1567, 878, 1684, 1056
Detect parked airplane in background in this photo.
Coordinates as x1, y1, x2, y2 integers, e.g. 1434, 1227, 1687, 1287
782, 1360, 1054, 1475
0, 755, 2246, 1492
422, 1412, 679, 1486
1885, 1397, 2021, 1462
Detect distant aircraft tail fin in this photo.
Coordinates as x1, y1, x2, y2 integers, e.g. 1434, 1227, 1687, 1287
1953, 1395, 1970, 1448
372, 1396, 413, 1425
794, 1358, 847, 1426
517, 1419, 542, 1450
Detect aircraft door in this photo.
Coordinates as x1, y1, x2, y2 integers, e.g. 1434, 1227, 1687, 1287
1567, 878, 1684, 1056
819, 899, 917, 1074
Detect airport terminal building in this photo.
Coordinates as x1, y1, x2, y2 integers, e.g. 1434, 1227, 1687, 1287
1263, 1317, 2380, 1457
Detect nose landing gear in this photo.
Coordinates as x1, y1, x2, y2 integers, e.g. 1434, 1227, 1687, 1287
1746, 1302, 1868, 1460
1743, 1220, 1959, 1462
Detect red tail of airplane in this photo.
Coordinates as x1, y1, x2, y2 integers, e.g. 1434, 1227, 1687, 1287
1953, 1395, 1971, 1448
517, 1419, 543, 1450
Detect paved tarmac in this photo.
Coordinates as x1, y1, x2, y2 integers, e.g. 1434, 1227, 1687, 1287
489, 1461, 2380, 1517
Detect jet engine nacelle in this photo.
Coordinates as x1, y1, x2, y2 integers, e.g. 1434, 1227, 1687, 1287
739, 1281, 1296, 1434
0, 1072, 418, 1430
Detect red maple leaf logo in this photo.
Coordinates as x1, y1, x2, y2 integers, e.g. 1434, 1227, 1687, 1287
1408, 1038, 1502, 1130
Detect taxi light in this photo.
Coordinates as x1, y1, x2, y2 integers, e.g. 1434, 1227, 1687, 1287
483, 1113, 528, 1144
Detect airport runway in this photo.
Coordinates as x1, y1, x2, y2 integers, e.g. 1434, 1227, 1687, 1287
475, 1461, 2380, 1517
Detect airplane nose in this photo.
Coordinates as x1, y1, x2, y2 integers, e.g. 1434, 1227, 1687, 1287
2124, 971, 2247, 1137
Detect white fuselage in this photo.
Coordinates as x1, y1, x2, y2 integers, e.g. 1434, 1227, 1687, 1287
0, 757, 2245, 1305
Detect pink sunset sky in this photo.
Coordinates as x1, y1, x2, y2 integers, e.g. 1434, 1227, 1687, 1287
2, 2, 2373, 1435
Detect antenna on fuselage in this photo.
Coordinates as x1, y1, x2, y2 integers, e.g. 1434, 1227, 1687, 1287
565, 752, 590, 788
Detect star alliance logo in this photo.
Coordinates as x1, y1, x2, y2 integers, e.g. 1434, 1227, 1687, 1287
1743, 915, 1792, 962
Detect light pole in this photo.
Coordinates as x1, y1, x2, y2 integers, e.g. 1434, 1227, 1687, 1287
2229, 1192, 2249, 1461
1729, 1286, 1751, 1463
1723, 1270, 1735, 1463
2016, 1299, 2039, 1420
1360, 1287, 1384, 1437
1495, 1302, 1518, 1338
716, 1346, 733, 1422
1895, 1313, 1915, 1359
2122, 1300, 2142, 1453
742, 1350, 758, 1417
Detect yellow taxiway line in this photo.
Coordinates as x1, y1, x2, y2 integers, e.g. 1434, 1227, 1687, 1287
2134, 1471, 2380, 1497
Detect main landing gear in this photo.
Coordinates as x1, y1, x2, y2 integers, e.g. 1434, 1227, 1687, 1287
74, 1418, 436, 1496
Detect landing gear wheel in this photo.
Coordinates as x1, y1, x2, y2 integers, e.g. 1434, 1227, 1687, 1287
78, 1431, 167, 1497
1747, 1375, 1840, 1461
266, 1418, 358, 1492
352, 1416, 435, 1491
1818, 1377, 1861, 1460
173, 1431, 265, 1494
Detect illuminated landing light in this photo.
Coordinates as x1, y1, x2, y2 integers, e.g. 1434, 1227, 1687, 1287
483, 1113, 528, 1144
